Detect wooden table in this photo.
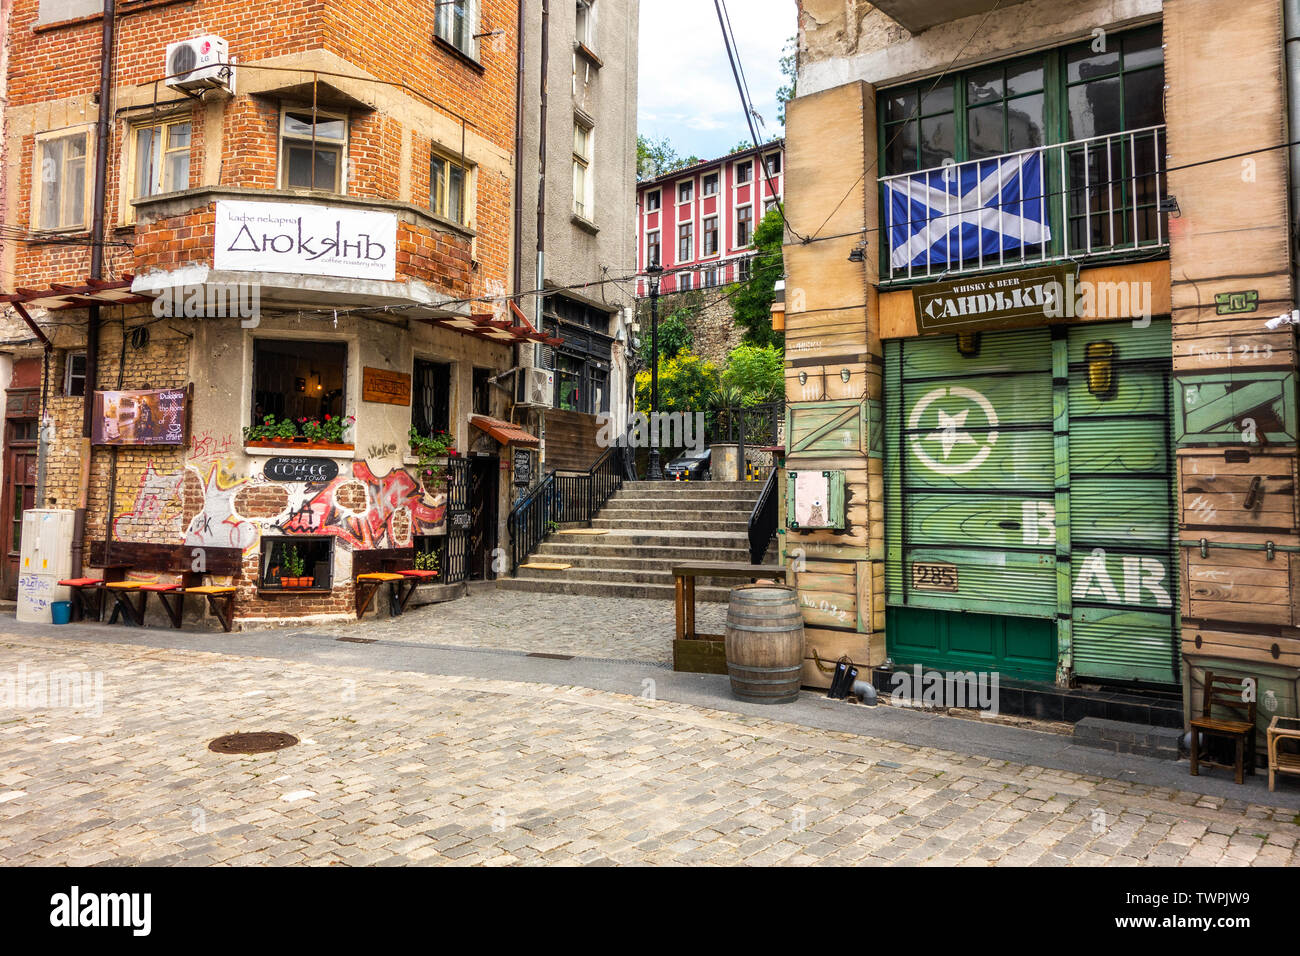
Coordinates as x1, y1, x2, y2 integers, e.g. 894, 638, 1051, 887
672, 561, 788, 674
1268, 716, 1300, 791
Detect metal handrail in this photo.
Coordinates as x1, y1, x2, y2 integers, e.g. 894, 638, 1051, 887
507, 447, 625, 571
748, 468, 779, 565
508, 470, 555, 575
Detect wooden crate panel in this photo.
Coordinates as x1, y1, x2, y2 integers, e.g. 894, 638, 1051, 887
1173, 371, 1297, 445
1178, 450, 1298, 531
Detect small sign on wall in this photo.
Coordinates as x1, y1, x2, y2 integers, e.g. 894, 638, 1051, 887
912, 561, 959, 592
362, 367, 411, 406
91, 388, 188, 446
786, 470, 847, 531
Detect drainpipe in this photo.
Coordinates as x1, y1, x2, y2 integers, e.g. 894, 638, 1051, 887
513, 0, 526, 302
70, 0, 115, 576
1287, 0, 1300, 282
535, 0, 549, 468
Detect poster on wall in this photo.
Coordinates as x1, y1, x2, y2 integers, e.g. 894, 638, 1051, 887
214, 200, 397, 281
91, 388, 188, 446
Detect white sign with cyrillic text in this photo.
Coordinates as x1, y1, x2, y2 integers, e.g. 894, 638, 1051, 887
214, 200, 397, 280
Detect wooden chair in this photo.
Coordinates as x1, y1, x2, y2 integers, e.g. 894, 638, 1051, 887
1190, 671, 1257, 785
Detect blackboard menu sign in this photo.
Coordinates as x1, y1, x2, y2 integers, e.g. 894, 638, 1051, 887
513, 449, 532, 485
264, 457, 340, 483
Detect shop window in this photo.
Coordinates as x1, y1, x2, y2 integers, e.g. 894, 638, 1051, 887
413, 359, 452, 437
260, 536, 333, 590
252, 339, 348, 435
280, 107, 347, 192
554, 354, 583, 412
64, 351, 87, 397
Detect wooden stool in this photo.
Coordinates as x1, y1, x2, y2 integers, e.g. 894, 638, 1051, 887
396, 570, 439, 613
1267, 716, 1300, 792
1190, 671, 1257, 785
355, 573, 405, 619
185, 586, 238, 632
140, 583, 185, 628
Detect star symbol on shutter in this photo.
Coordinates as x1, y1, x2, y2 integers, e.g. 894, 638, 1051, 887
925, 408, 976, 460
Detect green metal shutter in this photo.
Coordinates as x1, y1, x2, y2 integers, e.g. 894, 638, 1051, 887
1066, 320, 1179, 684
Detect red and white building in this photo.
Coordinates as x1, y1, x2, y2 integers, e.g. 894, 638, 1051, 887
635, 141, 783, 295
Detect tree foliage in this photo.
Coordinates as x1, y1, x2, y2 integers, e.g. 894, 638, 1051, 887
776, 37, 797, 128
637, 134, 698, 182
722, 344, 784, 404
634, 353, 720, 415
652, 311, 694, 364
730, 208, 786, 349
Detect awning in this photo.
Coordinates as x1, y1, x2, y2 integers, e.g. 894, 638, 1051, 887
1, 275, 154, 347
470, 415, 540, 448
423, 302, 563, 348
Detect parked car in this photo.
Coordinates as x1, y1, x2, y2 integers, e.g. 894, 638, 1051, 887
664, 447, 711, 480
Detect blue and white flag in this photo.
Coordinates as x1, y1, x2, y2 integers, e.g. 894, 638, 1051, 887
885, 152, 1051, 271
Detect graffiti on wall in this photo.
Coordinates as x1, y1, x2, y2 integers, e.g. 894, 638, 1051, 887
112, 464, 187, 540
274, 462, 445, 548
185, 463, 260, 551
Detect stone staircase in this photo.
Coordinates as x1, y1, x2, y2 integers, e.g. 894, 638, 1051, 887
498, 480, 774, 602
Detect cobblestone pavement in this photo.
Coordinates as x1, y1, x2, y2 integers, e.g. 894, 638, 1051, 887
277, 590, 729, 665
1, 634, 1297, 866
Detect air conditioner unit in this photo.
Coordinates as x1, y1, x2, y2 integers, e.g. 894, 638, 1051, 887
515, 367, 554, 408
165, 36, 233, 93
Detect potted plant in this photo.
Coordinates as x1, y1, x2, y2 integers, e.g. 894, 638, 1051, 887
279, 545, 313, 589
409, 426, 457, 484
414, 549, 439, 576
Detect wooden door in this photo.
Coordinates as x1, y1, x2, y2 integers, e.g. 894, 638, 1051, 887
2, 418, 39, 600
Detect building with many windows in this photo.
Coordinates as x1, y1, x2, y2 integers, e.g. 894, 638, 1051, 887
0, 0, 634, 622
781, 0, 1300, 741
634, 141, 784, 296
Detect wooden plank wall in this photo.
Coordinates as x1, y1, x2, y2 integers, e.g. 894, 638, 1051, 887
783, 82, 884, 687
1165, 0, 1300, 670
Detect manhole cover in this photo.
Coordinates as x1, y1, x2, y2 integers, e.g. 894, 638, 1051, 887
208, 732, 299, 755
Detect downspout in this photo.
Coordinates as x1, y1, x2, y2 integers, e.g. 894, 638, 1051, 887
535, 0, 549, 471
513, 0, 526, 302
1286, 0, 1300, 285
72, 0, 116, 576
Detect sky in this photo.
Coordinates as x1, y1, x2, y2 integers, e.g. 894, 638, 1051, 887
638, 0, 797, 163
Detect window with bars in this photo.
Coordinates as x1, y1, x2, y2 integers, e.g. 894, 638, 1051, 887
412, 359, 451, 438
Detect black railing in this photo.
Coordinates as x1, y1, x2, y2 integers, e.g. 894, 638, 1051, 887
709, 400, 784, 468
508, 447, 625, 573
438, 458, 472, 584
748, 468, 779, 565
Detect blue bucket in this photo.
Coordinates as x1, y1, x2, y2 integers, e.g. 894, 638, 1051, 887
51, 601, 72, 625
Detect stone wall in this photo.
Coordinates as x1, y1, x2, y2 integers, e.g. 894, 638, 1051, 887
635, 287, 746, 370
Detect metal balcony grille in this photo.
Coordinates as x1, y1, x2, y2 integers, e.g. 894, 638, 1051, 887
879, 125, 1168, 283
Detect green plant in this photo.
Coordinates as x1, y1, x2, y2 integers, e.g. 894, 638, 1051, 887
281, 545, 305, 578
410, 426, 457, 482
731, 208, 786, 349
414, 549, 439, 572
243, 415, 299, 442
546, 520, 560, 534
319, 414, 355, 444
722, 344, 784, 405
634, 352, 721, 415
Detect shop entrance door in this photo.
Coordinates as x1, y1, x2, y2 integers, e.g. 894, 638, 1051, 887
468, 455, 499, 580
885, 320, 1177, 685
2, 417, 39, 601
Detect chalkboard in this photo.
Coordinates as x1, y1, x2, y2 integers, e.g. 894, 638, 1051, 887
264, 457, 340, 483
513, 449, 532, 485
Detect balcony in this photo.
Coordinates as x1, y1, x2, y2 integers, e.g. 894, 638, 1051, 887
879, 125, 1168, 284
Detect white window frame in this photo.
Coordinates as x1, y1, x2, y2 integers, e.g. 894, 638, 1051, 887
645, 229, 661, 268
436, 0, 481, 60
702, 171, 719, 198
576, 0, 595, 49
31, 126, 93, 233
573, 119, 594, 219
430, 149, 474, 226
645, 189, 661, 212
736, 204, 754, 248
734, 159, 753, 185
702, 215, 719, 258
678, 222, 693, 263
125, 116, 192, 222
677, 180, 693, 204
279, 105, 348, 194
764, 152, 782, 176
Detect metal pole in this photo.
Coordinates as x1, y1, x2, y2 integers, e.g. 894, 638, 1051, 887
646, 266, 663, 479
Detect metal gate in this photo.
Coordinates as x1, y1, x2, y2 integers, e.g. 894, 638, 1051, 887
885, 319, 1178, 685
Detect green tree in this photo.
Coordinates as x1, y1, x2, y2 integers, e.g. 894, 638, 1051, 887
730, 208, 786, 349
776, 37, 797, 128
722, 344, 784, 404
653, 311, 694, 364
634, 352, 720, 415
637, 135, 699, 181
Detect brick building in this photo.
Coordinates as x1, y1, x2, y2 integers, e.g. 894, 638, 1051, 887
0, 0, 633, 624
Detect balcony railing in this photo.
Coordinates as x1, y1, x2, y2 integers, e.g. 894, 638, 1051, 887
879, 125, 1168, 283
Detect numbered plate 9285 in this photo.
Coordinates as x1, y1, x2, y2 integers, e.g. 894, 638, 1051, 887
912, 561, 958, 592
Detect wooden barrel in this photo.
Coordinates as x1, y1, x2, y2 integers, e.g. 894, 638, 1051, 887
725, 585, 804, 704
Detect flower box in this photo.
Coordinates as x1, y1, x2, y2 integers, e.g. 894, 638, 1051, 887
245, 439, 354, 451
278, 576, 316, 589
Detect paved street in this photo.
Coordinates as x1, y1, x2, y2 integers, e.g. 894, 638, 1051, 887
1, 629, 1298, 866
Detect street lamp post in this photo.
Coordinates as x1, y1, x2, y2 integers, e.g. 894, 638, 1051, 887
645, 264, 664, 480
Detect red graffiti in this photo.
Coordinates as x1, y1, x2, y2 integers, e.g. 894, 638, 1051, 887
277, 462, 445, 549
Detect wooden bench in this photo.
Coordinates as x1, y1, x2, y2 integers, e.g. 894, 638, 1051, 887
85, 542, 245, 632
672, 561, 789, 674
353, 548, 422, 619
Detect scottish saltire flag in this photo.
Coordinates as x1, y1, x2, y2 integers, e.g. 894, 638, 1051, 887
885, 152, 1051, 271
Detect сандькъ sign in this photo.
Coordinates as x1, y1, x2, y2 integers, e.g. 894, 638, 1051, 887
214, 200, 397, 281
912, 264, 1078, 335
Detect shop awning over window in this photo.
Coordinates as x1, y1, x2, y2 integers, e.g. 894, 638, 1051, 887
423, 302, 563, 348
470, 415, 540, 448
1, 276, 154, 347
